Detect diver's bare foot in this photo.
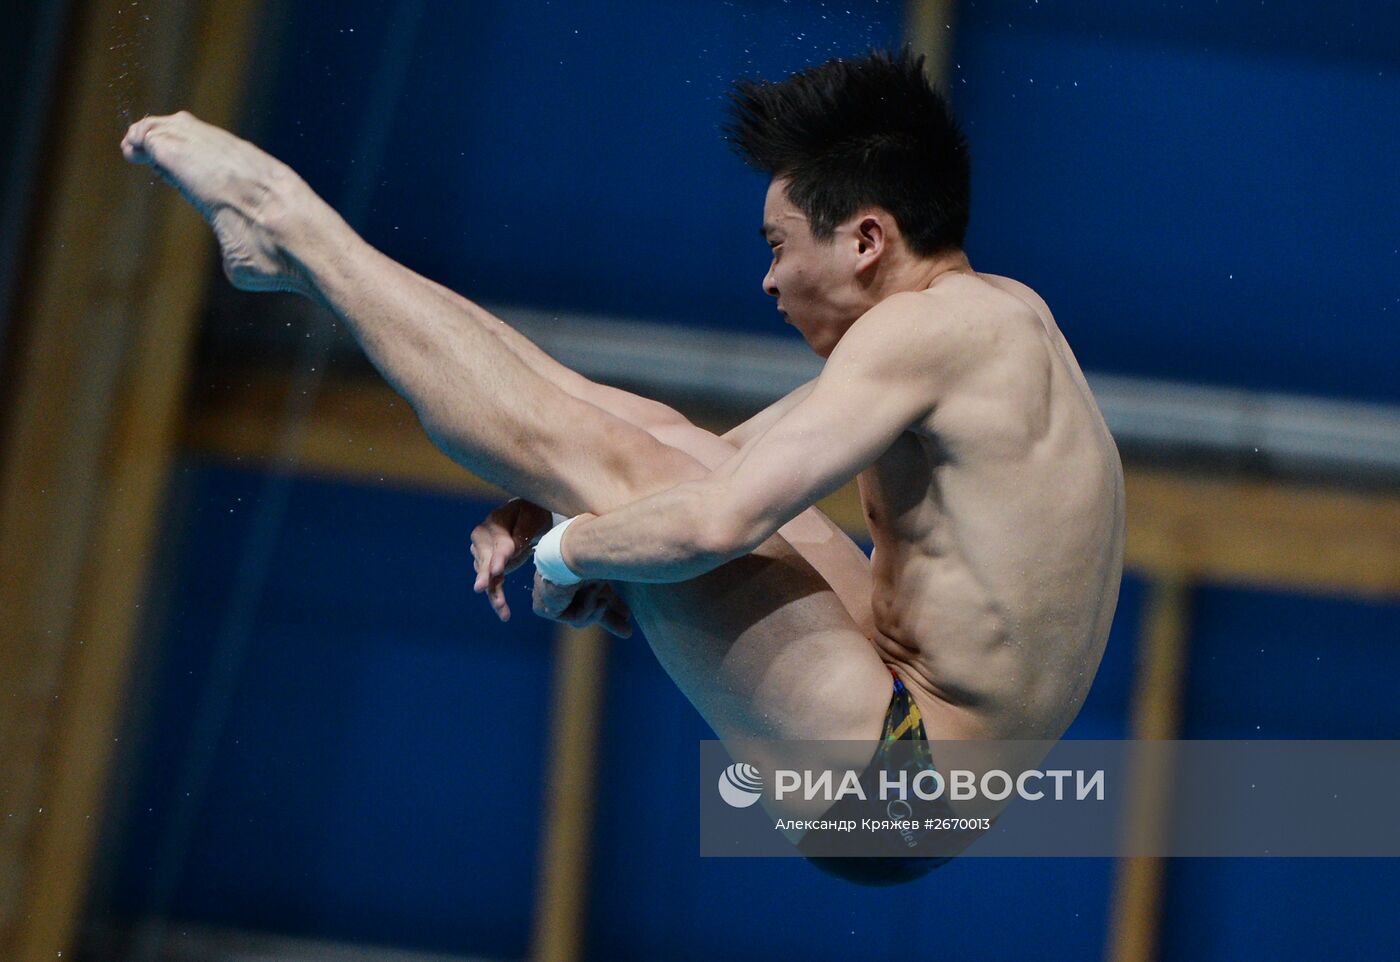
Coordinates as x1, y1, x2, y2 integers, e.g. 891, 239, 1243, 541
121, 111, 327, 295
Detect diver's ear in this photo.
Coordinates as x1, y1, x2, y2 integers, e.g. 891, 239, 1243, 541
853, 213, 888, 275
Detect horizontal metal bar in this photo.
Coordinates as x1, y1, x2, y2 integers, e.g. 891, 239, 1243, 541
503, 305, 820, 405
1085, 374, 1400, 477
206, 296, 1400, 478
99, 922, 497, 962
500, 305, 1400, 478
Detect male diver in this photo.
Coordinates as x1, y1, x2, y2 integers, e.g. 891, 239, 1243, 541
122, 51, 1124, 884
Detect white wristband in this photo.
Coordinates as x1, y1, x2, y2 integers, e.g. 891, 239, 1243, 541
534, 515, 584, 585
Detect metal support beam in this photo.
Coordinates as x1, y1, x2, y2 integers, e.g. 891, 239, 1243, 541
905, 0, 957, 87
202, 301, 1400, 481
0, 2, 260, 959
1105, 577, 1193, 962
1124, 469, 1400, 599
180, 373, 1400, 601
529, 624, 610, 962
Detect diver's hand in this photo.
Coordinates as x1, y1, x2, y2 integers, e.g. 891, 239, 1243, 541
471, 498, 553, 620
532, 572, 633, 639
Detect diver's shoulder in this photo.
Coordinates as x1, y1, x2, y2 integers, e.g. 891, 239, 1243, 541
901, 273, 1047, 350
965, 271, 1056, 323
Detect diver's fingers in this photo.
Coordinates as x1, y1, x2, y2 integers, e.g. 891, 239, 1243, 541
470, 525, 498, 591
600, 601, 633, 638
489, 576, 510, 621
556, 582, 602, 626
532, 572, 578, 620
491, 526, 519, 577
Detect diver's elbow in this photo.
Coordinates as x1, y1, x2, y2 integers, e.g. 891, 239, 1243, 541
693, 504, 769, 566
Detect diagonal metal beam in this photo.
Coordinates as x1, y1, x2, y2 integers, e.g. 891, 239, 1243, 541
0, 2, 261, 959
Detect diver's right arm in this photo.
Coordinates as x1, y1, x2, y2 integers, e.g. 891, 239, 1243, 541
721, 379, 817, 449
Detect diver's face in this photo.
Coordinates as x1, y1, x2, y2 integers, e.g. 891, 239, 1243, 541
759, 178, 864, 357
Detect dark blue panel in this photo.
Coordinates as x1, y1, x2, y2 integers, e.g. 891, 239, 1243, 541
373, 0, 904, 332
252, 0, 902, 339
1183, 584, 1400, 738
1067, 573, 1143, 739
951, 15, 1400, 402
1158, 586, 1400, 961
110, 463, 554, 959
960, 0, 1400, 70
1161, 859, 1400, 962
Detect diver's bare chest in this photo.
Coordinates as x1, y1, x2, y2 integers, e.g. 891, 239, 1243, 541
857, 432, 935, 538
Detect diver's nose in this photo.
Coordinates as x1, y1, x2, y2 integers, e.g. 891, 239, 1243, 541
762, 262, 778, 298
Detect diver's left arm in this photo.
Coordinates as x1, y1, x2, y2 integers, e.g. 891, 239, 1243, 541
556, 293, 963, 583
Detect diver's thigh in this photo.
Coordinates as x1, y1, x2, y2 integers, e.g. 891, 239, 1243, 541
622, 533, 890, 746
640, 417, 876, 637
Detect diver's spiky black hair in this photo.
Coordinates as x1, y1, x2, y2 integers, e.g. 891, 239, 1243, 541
725, 49, 970, 256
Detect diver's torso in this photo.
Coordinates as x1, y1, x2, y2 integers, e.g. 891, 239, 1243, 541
859, 273, 1126, 742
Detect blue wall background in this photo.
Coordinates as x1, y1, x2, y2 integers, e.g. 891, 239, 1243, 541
953, 0, 1400, 401
240, 0, 1399, 401
110, 463, 1400, 960
106, 2, 1400, 960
